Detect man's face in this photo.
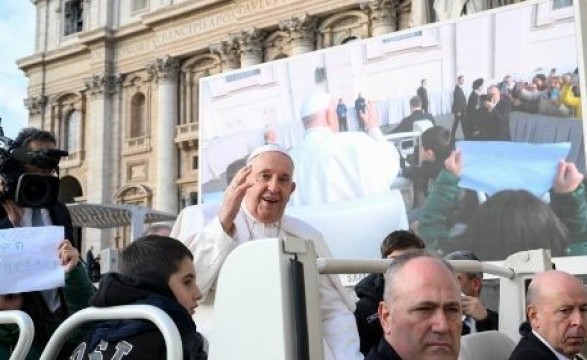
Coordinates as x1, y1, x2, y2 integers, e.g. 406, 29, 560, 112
168, 257, 202, 315
386, 247, 419, 260
529, 284, 587, 357
243, 152, 296, 224
380, 258, 462, 360
22, 140, 58, 175
455, 273, 481, 297
458, 77, 464, 86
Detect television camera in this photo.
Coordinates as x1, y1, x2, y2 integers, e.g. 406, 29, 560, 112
0, 119, 68, 208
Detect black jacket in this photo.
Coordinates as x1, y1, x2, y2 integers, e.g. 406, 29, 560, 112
365, 338, 403, 360
354, 273, 385, 355
0, 201, 74, 243
68, 273, 207, 360
462, 308, 499, 335
509, 331, 558, 360
391, 110, 436, 133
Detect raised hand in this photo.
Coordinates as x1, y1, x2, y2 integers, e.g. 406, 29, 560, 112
553, 160, 584, 194
219, 165, 253, 234
58, 239, 79, 273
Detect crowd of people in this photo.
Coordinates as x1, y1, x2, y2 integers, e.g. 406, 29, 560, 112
1, 70, 587, 359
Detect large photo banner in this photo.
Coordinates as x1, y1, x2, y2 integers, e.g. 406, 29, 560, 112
198, 0, 585, 261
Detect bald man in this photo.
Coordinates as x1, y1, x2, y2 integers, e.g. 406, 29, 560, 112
288, 91, 400, 206
366, 250, 462, 360
509, 270, 587, 360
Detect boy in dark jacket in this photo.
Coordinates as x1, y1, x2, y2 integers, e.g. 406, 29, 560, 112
68, 235, 207, 360
354, 231, 425, 355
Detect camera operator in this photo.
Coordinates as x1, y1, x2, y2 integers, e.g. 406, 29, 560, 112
0, 127, 80, 315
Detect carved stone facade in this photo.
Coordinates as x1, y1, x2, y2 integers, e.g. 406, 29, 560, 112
17, 0, 524, 251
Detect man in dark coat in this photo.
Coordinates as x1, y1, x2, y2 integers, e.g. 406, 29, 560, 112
391, 96, 435, 133
444, 250, 498, 335
417, 79, 429, 113
509, 270, 587, 360
366, 250, 462, 360
0, 127, 75, 318
354, 231, 425, 355
450, 75, 467, 144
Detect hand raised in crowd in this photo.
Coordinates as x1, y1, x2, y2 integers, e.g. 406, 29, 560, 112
553, 160, 584, 194
461, 294, 489, 321
444, 150, 463, 177
220, 165, 253, 235
358, 101, 379, 131
58, 239, 79, 273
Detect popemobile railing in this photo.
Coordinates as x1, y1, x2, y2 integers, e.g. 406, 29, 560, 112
0, 310, 34, 360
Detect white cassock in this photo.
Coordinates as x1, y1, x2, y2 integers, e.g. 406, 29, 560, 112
171, 205, 364, 360
288, 127, 400, 206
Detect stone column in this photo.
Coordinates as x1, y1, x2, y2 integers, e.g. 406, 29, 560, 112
279, 14, 318, 56
84, 72, 118, 249
24, 95, 48, 129
146, 55, 179, 214
360, 0, 396, 36
230, 28, 266, 68
209, 41, 240, 72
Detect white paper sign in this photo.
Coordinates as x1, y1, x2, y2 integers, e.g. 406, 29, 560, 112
0, 226, 65, 294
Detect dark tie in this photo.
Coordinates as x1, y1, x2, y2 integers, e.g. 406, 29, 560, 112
31, 208, 43, 226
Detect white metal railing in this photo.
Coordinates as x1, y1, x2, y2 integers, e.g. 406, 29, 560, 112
39, 305, 183, 360
315, 258, 515, 279
0, 310, 35, 360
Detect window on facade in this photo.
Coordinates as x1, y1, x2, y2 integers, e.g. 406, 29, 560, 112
64, 110, 80, 151
192, 156, 198, 170
553, 0, 573, 9
132, 0, 149, 12
64, 0, 83, 36
130, 92, 146, 138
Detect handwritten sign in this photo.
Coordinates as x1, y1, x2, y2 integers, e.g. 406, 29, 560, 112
0, 226, 65, 294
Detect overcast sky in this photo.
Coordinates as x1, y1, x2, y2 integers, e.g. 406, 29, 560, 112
0, 2, 35, 139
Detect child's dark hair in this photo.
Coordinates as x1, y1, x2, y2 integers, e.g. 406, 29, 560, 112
120, 235, 193, 286
421, 126, 452, 162
380, 230, 425, 258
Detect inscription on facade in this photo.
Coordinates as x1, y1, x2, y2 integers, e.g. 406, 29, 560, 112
92, 0, 296, 63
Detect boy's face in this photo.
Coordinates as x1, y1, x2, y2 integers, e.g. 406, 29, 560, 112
168, 257, 202, 315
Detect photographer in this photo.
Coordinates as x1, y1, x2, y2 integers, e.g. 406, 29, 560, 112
0, 127, 95, 357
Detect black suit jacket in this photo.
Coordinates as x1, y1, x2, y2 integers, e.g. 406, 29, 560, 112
417, 86, 429, 112
0, 201, 74, 242
462, 308, 499, 335
391, 110, 436, 133
452, 85, 467, 115
365, 338, 403, 360
509, 331, 558, 360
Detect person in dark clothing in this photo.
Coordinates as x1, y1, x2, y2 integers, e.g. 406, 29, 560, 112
336, 98, 348, 132
451, 75, 467, 144
355, 93, 367, 131
68, 236, 207, 360
366, 250, 462, 360
354, 231, 426, 355
509, 270, 587, 360
477, 85, 512, 141
391, 96, 435, 133
444, 250, 498, 335
465, 78, 485, 139
417, 79, 429, 113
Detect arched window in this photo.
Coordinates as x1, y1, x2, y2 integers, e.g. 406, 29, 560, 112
130, 92, 146, 138
65, 110, 80, 151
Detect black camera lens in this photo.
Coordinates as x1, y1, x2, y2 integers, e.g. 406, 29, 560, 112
14, 174, 60, 208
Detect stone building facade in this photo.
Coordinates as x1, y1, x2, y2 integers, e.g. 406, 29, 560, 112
18, 0, 523, 251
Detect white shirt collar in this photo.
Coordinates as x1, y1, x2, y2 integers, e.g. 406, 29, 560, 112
532, 330, 574, 360
19, 208, 52, 227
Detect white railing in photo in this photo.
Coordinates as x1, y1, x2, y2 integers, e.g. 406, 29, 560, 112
0, 310, 34, 360
39, 305, 183, 360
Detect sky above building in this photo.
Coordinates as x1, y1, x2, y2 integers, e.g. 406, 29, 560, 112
0, 2, 35, 139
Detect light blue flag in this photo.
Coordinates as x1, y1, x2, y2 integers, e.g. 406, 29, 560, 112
456, 141, 572, 197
